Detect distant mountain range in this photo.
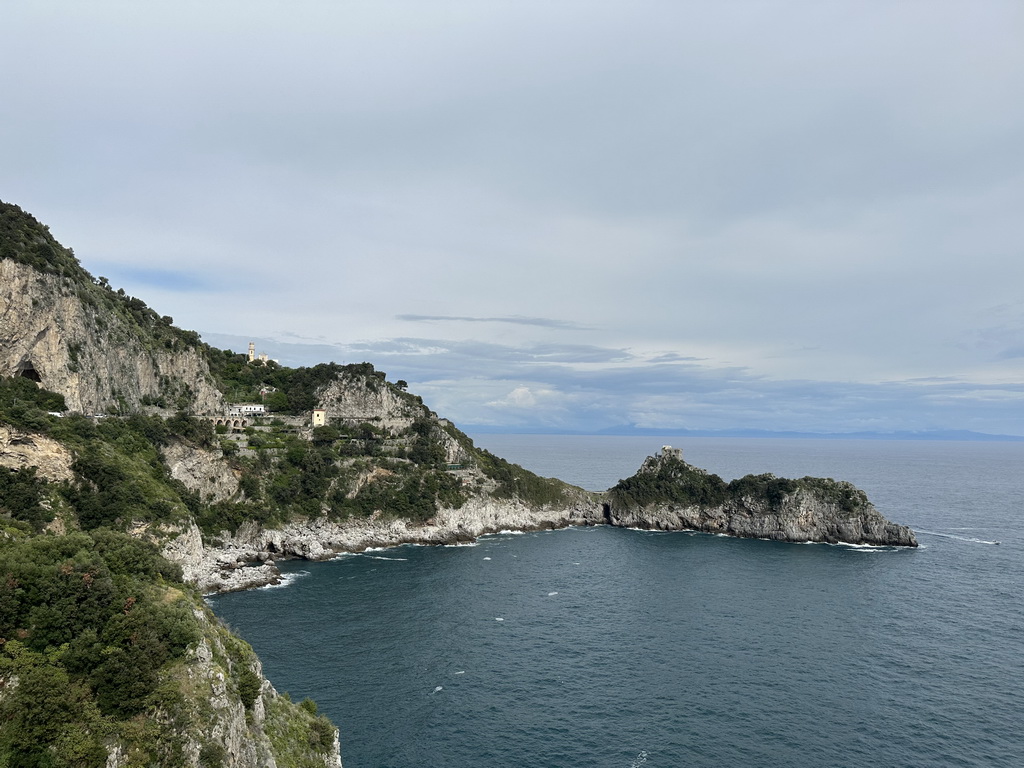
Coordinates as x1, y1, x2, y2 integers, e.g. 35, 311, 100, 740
465, 425, 1024, 442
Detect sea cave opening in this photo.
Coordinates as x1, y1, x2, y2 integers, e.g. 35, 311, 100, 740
16, 360, 42, 384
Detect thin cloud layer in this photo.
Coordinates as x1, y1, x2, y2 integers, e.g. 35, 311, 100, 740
202, 333, 1024, 436
4, 2, 1023, 435
397, 314, 592, 330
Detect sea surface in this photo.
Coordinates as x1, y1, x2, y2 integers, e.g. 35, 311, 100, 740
209, 436, 1024, 768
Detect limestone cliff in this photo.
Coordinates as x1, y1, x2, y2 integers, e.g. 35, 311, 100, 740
0, 203, 222, 415
163, 440, 241, 503
315, 370, 424, 436
605, 447, 918, 547
110, 599, 344, 768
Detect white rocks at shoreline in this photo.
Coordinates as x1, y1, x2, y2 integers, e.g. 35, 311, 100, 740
164, 493, 602, 594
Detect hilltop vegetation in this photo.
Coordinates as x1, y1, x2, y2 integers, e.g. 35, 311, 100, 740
608, 450, 868, 514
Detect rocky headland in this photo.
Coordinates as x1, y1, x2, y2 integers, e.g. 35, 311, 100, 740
604, 446, 918, 547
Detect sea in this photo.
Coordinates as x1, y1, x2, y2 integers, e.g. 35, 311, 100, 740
208, 436, 1024, 768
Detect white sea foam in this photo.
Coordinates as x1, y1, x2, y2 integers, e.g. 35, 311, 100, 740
548, 591, 558, 596
259, 570, 311, 590
454, 670, 465, 675
495, 617, 504, 621
628, 750, 649, 767
328, 551, 359, 561
365, 556, 409, 561
432, 686, 443, 694
483, 557, 492, 560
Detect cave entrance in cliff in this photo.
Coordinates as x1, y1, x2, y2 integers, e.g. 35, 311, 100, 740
15, 360, 42, 384
602, 503, 612, 524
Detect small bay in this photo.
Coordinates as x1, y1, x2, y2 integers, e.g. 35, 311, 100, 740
210, 437, 1024, 767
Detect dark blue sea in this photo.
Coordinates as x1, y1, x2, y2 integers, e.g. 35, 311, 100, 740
209, 437, 1024, 768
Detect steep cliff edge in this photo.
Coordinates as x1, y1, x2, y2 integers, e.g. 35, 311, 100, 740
605, 447, 918, 546
0, 202, 222, 415
0, 530, 342, 768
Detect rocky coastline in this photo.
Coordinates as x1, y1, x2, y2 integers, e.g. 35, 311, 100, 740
163, 493, 604, 594
162, 451, 917, 595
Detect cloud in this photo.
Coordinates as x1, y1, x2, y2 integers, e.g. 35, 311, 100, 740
200, 333, 1024, 436
3, 2, 1022, 435
397, 314, 592, 330
486, 386, 560, 410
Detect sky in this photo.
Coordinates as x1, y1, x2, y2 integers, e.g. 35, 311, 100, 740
3, 1, 1023, 435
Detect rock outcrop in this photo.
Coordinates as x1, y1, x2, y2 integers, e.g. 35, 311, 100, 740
315, 369, 423, 436
0, 424, 75, 483
163, 440, 241, 503
0, 259, 222, 415
605, 447, 918, 547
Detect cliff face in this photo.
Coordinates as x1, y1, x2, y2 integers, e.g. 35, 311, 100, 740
163, 440, 241, 503
316, 372, 423, 435
605, 449, 918, 547
0, 259, 222, 415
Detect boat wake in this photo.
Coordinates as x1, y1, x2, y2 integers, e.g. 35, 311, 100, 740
915, 529, 1001, 545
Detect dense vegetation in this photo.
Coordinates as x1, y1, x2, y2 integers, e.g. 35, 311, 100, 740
609, 455, 729, 509
0, 202, 89, 282
0, 530, 336, 768
608, 452, 862, 513
475, 448, 569, 507
204, 353, 396, 416
1, 377, 216, 535
0, 531, 194, 765
1, 373, 480, 542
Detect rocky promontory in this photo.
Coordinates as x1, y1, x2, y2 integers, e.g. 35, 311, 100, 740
604, 446, 918, 547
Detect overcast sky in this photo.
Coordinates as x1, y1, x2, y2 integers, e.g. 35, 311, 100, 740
4, 1, 1023, 435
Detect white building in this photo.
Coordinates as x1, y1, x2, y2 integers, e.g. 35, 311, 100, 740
226, 403, 266, 417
